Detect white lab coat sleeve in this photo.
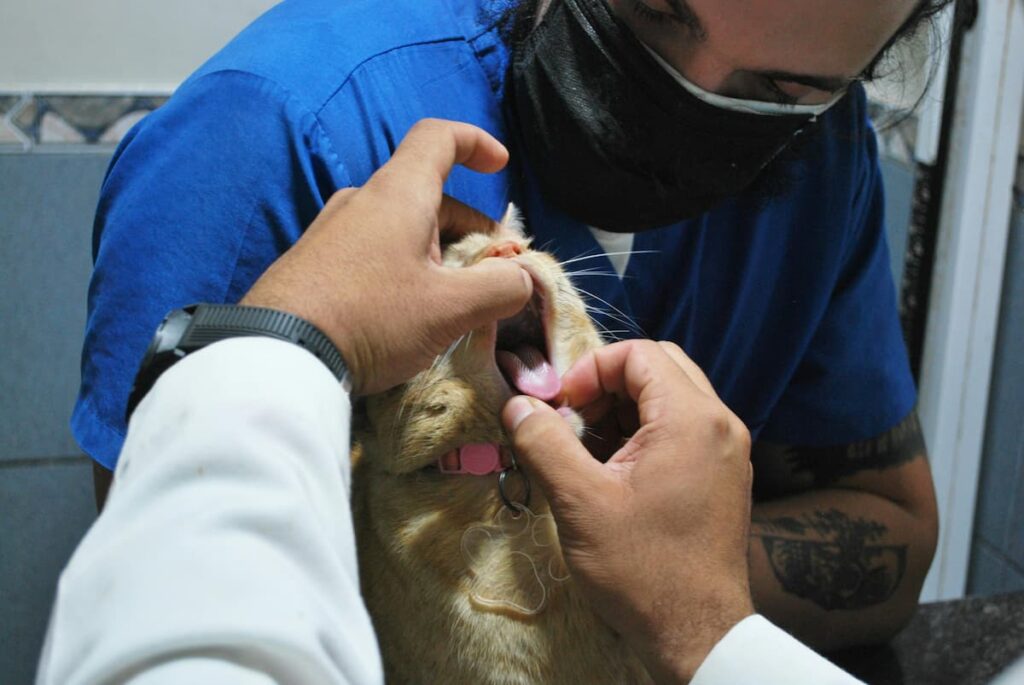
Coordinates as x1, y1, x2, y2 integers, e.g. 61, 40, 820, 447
36, 337, 384, 685
992, 657, 1024, 685
691, 615, 864, 685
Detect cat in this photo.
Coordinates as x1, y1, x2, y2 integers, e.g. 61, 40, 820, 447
351, 206, 653, 684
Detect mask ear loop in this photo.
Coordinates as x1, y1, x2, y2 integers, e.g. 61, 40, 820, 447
498, 450, 531, 516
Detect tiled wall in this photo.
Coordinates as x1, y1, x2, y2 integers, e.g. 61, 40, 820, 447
0, 95, 135, 682
968, 138, 1024, 597
1, 94, 165, 151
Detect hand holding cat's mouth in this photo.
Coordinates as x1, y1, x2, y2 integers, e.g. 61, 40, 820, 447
495, 261, 562, 402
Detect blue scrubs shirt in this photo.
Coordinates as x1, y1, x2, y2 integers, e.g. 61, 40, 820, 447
73, 0, 916, 469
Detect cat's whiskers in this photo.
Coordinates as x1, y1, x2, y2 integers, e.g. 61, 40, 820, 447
557, 247, 601, 266
562, 269, 623, 279
595, 328, 633, 343
557, 249, 658, 269
536, 238, 557, 254
583, 309, 633, 342
583, 299, 643, 337
433, 333, 466, 373
576, 290, 645, 338
393, 334, 468, 438
586, 309, 640, 343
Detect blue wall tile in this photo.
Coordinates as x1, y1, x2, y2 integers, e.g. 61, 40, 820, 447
969, 193, 1024, 595
0, 153, 112, 461
1003, 200, 1024, 570
0, 459, 97, 684
968, 539, 1011, 597
879, 157, 914, 291
1007, 559, 1024, 591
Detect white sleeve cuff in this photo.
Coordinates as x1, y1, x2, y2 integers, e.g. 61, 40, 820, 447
691, 615, 865, 685
38, 337, 383, 685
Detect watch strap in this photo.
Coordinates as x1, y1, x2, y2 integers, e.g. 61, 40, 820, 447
126, 304, 349, 423
181, 305, 349, 384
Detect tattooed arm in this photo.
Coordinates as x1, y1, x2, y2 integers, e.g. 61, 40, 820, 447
748, 412, 939, 651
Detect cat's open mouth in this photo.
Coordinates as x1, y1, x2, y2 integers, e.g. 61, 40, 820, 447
493, 264, 562, 402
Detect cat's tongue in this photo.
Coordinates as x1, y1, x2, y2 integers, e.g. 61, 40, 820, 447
496, 345, 561, 401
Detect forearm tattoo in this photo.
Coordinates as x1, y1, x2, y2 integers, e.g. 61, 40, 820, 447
753, 509, 908, 611
762, 411, 926, 488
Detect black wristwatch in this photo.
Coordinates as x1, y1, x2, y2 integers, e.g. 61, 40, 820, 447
125, 304, 349, 421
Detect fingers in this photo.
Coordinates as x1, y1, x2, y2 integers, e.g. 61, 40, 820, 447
503, 396, 608, 506
561, 340, 695, 406
562, 340, 722, 415
656, 341, 719, 399
381, 119, 508, 196
437, 195, 503, 242
437, 257, 533, 332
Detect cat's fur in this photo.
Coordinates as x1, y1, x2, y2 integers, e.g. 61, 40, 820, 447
352, 208, 652, 684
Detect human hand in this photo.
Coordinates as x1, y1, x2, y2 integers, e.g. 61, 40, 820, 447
242, 119, 533, 395
501, 340, 755, 684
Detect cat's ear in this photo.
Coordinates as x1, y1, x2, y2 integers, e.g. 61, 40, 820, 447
500, 203, 526, 237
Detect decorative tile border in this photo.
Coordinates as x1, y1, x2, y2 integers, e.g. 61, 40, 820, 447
0, 93, 167, 153
2, 91, 996, 195
3, 90, 924, 159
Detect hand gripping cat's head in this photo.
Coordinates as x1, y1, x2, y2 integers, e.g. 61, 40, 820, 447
351, 207, 651, 684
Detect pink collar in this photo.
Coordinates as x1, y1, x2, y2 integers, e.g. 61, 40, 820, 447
439, 443, 512, 476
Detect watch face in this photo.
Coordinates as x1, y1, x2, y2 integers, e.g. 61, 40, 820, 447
145, 309, 193, 366
126, 307, 196, 423
135, 307, 195, 383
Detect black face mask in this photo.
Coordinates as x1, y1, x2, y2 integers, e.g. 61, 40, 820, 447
508, 0, 816, 232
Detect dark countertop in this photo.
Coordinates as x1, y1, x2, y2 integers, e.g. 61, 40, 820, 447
831, 592, 1024, 685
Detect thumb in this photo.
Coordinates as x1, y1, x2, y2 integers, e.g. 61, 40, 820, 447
502, 397, 608, 512
440, 258, 533, 331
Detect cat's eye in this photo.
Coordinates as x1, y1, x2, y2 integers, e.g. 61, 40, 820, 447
425, 403, 448, 417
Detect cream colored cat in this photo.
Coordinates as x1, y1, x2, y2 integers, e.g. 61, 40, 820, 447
352, 207, 652, 684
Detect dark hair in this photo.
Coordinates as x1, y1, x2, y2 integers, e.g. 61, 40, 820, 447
498, 0, 957, 82
494, 0, 539, 47
862, 0, 956, 82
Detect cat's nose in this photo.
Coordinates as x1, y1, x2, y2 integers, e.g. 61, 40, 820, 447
485, 241, 523, 259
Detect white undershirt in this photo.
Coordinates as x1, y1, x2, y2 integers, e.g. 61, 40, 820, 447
589, 226, 635, 277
